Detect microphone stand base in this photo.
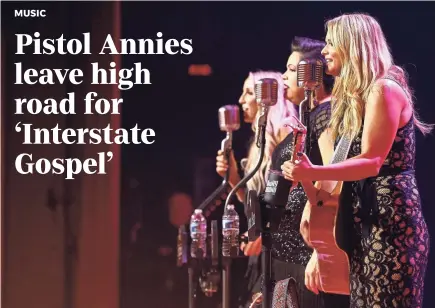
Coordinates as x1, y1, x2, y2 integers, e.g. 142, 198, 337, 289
261, 231, 272, 308
222, 257, 231, 308
188, 259, 198, 308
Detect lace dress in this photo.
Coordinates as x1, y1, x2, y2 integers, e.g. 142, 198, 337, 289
340, 118, 429, 308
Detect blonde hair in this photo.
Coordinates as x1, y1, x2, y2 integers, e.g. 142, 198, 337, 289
243, 71, 297, 192
326, 13, 432, 140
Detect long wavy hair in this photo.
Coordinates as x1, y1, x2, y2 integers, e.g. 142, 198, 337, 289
243, 71, 297, 193
326, 13, 432, 140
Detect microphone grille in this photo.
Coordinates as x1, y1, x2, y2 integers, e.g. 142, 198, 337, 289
297, 59, 324, 89
255, 78, 278, 107
218, 105, 240, 132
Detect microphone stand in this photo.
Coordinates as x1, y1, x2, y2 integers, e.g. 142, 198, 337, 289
185, 128, 236, 308
177, 224, 199, 308
184, 104, 241, 308
196, 130, 234, 212
185, 203, 227, 308
188, 258, 198, 308
299, 89, 313, 152
183, 221, 221, 308
222, 107, 269, 308
256, 91, 312, 308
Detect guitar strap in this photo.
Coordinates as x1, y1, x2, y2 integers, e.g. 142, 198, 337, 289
271, 277, 299, 308
318, 134, 352, 194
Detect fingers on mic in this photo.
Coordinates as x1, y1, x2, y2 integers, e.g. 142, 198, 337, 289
216, 156, 228, 163
216, 162, 228, 169
216, 167, 227, 173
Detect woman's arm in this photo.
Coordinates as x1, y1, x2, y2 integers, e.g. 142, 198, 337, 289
284, 79, 407, 182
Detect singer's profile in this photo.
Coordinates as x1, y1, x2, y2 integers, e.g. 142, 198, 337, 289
215, 70, 296, 308
281, 13, 431, 308
262, 36, 349, 308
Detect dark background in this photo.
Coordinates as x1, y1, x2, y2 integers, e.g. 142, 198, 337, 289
2, 1, 435, 308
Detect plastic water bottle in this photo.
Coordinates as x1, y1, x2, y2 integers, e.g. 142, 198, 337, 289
190, 209, 207, 258
222, 204, 240, 257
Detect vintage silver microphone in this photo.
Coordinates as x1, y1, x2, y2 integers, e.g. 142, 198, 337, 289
219, 105, 241, 135
196, 106, 239, 212
297, 58, 324, 89
255, 78, 279, 105
187, 108, 239, 308
297, 58, 324, 127
254, 78, 279, 146
218, 105, 241, 181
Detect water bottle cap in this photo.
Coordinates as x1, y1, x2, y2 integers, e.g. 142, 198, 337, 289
194, 209, 203, 214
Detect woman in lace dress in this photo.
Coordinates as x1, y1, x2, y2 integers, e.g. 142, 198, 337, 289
282, 13, 431, 308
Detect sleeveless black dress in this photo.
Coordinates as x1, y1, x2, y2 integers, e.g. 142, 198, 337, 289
267, 102, 348, 308
340, 116, 429, 308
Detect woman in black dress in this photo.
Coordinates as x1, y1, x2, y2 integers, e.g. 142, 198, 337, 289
283, 14, 431, 308
266, 36, 349, 308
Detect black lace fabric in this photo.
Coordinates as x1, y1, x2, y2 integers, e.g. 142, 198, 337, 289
342, 117, 429, 308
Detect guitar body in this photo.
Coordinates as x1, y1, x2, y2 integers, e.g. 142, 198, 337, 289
305, 130, 351, 295
308, 182, 351, 295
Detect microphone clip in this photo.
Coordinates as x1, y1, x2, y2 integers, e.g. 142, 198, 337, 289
255, 107, 268, 148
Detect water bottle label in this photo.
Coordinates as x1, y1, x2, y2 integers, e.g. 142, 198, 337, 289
222, 219, 237, 229
190, 222, 199, 234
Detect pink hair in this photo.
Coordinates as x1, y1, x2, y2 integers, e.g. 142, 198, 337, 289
243, 71, 298, 192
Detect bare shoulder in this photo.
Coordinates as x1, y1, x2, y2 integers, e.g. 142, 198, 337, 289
368, 78, 408, 108
366, 78, 411, 129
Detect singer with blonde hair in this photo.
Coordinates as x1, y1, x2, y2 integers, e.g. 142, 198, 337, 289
216, 70, 296, 307
216, 71, 295, 200
282, 13, 431, 307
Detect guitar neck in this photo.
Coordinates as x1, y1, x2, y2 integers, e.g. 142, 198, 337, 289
288, 116, 308, 163
291, 130, 307, 162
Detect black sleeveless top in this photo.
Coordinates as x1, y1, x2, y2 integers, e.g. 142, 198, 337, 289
270, 101, 331, 265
